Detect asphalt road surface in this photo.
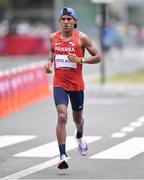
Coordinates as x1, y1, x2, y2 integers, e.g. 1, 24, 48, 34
0, 88, 144, 179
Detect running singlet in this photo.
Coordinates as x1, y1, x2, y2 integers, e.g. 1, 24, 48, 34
52, 30, 85, 91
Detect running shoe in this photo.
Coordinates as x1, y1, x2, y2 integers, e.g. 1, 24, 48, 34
77, 138, 88, 156
57, 154, 69, 169
74, 130, 88, 156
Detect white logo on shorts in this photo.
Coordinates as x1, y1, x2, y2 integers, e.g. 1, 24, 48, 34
78, 105, 83, 109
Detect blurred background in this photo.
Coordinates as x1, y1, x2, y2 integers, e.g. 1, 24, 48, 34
0, 0, 144, 56
0, 0, 144, 76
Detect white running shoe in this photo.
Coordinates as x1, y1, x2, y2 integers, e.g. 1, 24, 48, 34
57, 154, 69, 169
74, 130, 88, 156
77, 138, 88, 156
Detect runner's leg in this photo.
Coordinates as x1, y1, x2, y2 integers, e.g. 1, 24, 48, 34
69, 91, 84, 138
69, 91, 88, 156
53, 87, 68, 157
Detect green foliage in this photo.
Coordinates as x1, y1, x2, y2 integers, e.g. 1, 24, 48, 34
94, 69, 144, 83
107, 69, 144, 83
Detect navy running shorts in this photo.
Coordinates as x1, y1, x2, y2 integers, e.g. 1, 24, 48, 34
53, 87, 84, 111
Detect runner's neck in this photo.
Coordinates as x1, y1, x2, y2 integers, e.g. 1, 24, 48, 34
61, 30, 75, 41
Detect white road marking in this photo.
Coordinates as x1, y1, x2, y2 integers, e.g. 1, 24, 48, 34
110, 116, 144, 138
90, 137, 144, 159
1, 156, 67, 179
130, 121, 144, 127
121, 126, 135, 132
2, 136, 101, 179
110, 132, 126, 138
14, 136, 101, 157
137, 116, 144, 122
0, 135, 36, 148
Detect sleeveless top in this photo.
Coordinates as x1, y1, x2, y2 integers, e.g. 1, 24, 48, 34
52, 30, 85, 91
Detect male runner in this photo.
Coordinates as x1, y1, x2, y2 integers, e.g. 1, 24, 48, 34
45, 7, 101, 169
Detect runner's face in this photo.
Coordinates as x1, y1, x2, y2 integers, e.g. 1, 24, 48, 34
59, 15, 77, 31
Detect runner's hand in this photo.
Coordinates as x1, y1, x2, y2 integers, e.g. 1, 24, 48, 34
68, 53, 81, 63
44, 62, 52, 73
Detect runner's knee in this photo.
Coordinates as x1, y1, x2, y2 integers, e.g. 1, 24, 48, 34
58, 111, 67, 125
74, 117, 84, 125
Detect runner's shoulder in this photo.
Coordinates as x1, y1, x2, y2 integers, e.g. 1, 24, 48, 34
79, 31, 90, 45
49, 32, 57, 42
79, 31, 89, 39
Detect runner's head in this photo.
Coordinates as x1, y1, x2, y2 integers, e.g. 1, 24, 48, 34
60, 7, 77, 29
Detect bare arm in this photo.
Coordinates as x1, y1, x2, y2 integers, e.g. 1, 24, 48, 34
81, 32, 102, 64
48, 33, 55, 63
45, 33, 55, 73
68, 32, 102, 64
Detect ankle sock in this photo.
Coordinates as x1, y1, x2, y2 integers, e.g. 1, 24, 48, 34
76, 130, 83, 139
59, 144, 67, 157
